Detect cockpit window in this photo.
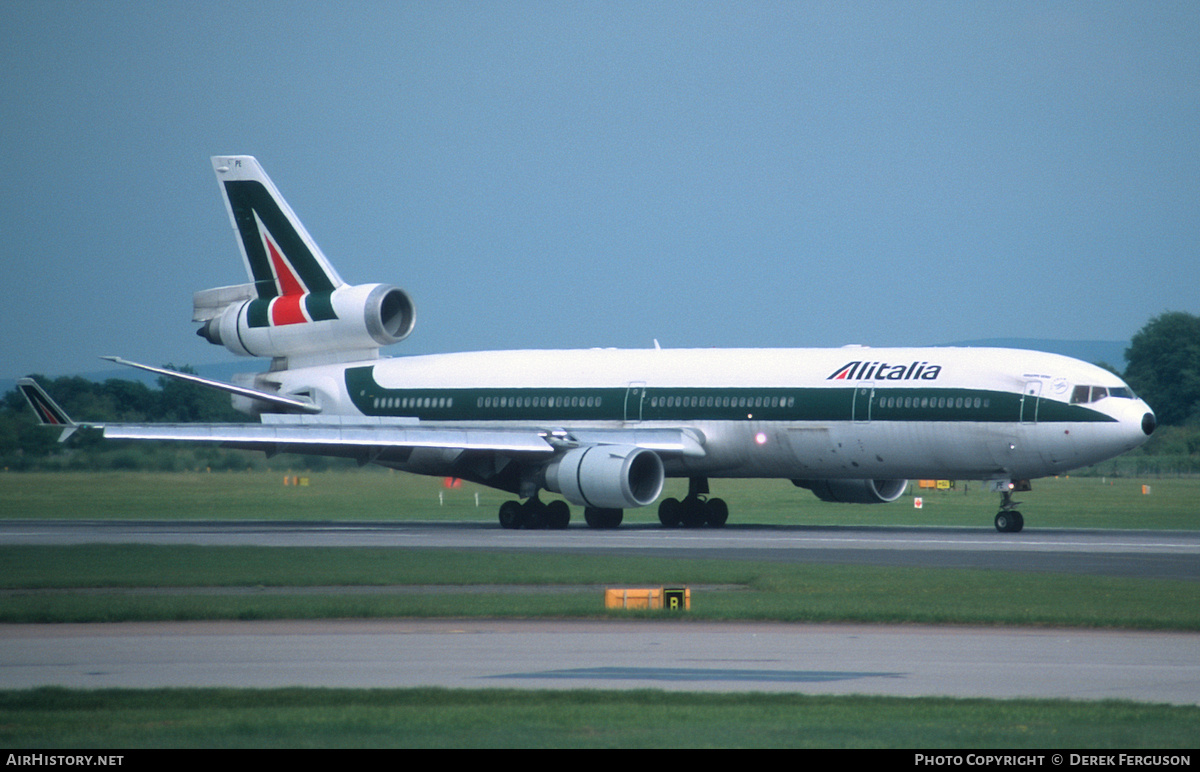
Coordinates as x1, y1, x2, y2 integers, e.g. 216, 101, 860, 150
1071, 385, 1135, 403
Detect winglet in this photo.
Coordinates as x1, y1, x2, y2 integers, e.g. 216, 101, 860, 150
17, 378, 83, 441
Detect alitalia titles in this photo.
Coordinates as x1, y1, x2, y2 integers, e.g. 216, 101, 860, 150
827, 361, 943, 381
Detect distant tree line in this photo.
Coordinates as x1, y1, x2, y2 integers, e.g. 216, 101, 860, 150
3, 312, 1198, 472
0, 367, 257, 471
1123, 311, 1200, 427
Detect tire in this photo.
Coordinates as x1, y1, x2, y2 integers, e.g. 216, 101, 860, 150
585, 507, 623, 529
680, 498, 707, 528
705, 498, 729, 528
499, 500, 523, 529
545, 500, 571, 529
658, 498, 682, 528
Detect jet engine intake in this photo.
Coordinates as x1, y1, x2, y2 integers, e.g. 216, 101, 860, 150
198, 282, 415, 361
792, 478, 908, 504
544, 445, 665, 510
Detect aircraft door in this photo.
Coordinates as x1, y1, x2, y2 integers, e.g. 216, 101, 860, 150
852, 382, 875, 423
1020, 381, 1041, 424
624, 382, 646, 423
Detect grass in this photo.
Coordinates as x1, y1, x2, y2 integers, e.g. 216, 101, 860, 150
1, 470, 1196, 748
1, 469, 1197, 530
2, 687, 1197, 748
2, 545, 1198, 629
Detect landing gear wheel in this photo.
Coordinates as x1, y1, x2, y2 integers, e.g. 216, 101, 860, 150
658, 498, 683, 528
704, 498, 729, 528
680, 497, 707, 528
521, 498, 547, 530
995, 510, 1024, 533
584, 507, 623, 529
499, 500, 523, 529
545, 500, 571, 529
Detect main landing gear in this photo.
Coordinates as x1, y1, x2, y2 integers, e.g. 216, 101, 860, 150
658, 477, 728, 528
496, 496, 622, 530
498, 496, 571, 530
497, 478, 731, 530
994, 480, 1030, 533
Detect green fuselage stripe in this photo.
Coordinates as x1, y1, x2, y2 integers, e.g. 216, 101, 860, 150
344, 367, 1113, 425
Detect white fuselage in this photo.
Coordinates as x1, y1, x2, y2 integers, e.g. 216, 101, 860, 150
255, 345, 1153, 484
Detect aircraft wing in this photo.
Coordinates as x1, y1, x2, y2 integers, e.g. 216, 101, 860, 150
21, 375, 707, 458
102, 416, 706, 457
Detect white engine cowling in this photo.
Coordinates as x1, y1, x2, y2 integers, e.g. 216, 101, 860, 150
792, 478, 908, 504
198, 283, 415, 361
544, 445, 665, 510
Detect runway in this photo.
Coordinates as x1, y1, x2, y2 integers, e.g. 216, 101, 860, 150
3, 520, 1198, 704
2, 619, 1197, 704
2, 519, 1199, 580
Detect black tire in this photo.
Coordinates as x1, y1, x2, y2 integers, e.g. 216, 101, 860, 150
705, 498, 729, 527
680, 498, 707, 528
995, 511, 1024, 533
499, 500, 523, 529
658, 497, 682, 528
585, 507, 623, 529
545, 500, 571, 529
522, 499, 547, 530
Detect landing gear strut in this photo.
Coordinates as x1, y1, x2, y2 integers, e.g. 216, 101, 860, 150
658, 477, 728, 528
994, 481, 1028, 533
498, 496, 571, 530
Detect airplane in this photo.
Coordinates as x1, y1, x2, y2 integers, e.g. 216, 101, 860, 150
20, 155, 1157, 533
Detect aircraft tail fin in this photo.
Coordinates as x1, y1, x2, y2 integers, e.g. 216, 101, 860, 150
210, 156, 345, 302
17, 378, 83, 441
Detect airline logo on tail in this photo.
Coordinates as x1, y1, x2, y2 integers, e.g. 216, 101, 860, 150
216, 156, 344, 329
19, 380, 71, 425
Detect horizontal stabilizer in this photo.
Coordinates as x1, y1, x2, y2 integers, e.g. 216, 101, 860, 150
100, 357, 321, 414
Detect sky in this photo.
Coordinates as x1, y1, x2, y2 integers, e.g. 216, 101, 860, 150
2, 1, 1196, 379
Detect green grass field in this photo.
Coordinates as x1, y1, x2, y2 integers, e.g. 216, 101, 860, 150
2, 468, 1196, 529
1, 470, 1197, 747
2, 544, 1199, 629
3, 688, 1197, 749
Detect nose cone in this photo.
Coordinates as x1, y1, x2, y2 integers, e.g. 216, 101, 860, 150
1142, 411, 1156, 436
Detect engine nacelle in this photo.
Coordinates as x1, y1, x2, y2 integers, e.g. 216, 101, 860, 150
198, 282, 415, 362
544, 445, 665, 510
792, 478, 908, 504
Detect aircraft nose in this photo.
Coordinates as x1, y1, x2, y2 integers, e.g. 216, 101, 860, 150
1142, 411, 1156, 436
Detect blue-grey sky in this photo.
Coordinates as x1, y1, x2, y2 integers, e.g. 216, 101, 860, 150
3, 1, 1196, 379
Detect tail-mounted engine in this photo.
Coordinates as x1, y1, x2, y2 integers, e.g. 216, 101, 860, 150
195, 281, 415, 365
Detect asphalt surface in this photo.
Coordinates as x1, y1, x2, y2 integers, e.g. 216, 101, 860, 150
2, 619, 1197, 704
2, 520, 1198, 703
3, 519, 1198, 580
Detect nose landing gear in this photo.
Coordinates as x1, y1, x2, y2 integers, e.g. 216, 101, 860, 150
994, 480, 1030, 533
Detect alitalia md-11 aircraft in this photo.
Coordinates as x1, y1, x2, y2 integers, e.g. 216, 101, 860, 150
21, 156, 1157, 532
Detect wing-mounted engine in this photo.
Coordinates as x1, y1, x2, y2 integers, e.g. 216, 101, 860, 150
195, 281, 415, 365
792, 478, 908, 504
544, 445, 665, 510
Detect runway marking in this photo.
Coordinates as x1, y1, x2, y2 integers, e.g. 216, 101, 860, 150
490, 666, 906, 684
581, 531, 1200, 553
